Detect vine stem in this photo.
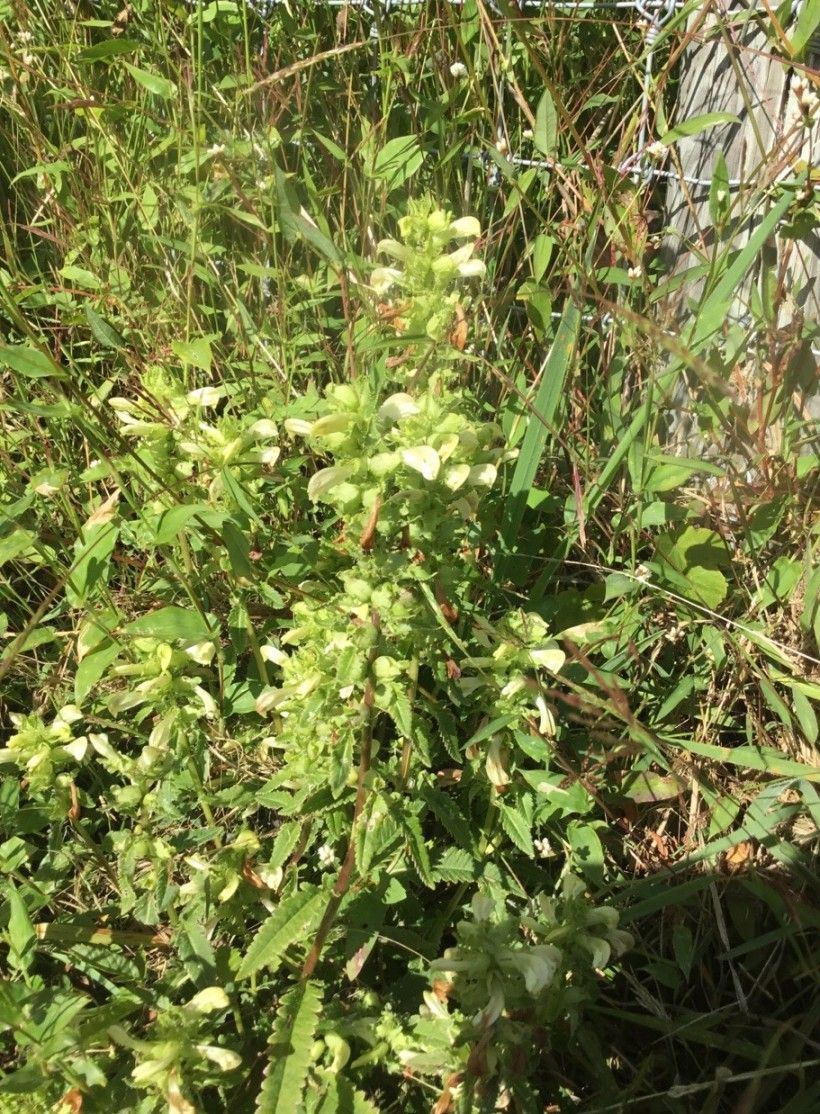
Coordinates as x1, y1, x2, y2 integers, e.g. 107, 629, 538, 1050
301, 611, 380, 981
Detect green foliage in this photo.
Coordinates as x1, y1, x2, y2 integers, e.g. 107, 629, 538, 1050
0, 2, 818, 1112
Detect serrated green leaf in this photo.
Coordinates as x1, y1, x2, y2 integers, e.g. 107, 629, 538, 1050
498, 801, 534, 857
419, 784, 474, 850
316, 1073, 380, 1114
238, 887, 324, 980
387, 804, 433, 888
432, 846, 476, 883
256, 981, 322, 1114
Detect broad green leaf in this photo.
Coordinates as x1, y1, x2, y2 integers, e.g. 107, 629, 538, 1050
369, 136, 425, 188
123, 62, 175, 100
256, 982, 322, 1114
65, 523, 119, 609
85, 305, 125, 349
464, 714, 518, 749
76, 39, 141, 62
171, 337, 212, 373
603, 572, 641, 601
709, 151, 731, 229
0, 345, 64, 379
790, 0, 820, 55
124, 606, 212, 644
75, 640, 121, 704
502, 302, 580, 557
274, 163, 343, 266
658, 112, 739, 145
223, 521, 254, 580
60, 265, 100, 290
622, 770, 685, 804
531, 234, 554, 282
4, 884, 34, 971
654, 526, 731, 609
567, 822, 604, 884
533, 89, 558, 156
237, 887, 324, 980
0, 529, 36, 566
155, 503, 220, 546
790, 687, 818, 744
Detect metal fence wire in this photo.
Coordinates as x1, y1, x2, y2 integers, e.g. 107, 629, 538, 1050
228, 0, 819, 357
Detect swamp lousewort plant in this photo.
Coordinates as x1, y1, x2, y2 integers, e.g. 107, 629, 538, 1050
0, 200, 632, 1112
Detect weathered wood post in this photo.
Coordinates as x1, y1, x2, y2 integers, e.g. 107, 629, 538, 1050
660, 0, 819, 444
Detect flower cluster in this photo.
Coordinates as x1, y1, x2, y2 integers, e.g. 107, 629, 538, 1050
108, 367, 279, 507
0, 704, 112, 797
108, 986, 240, 1114
371, 205, 485, 340
400, 879, 633, 1086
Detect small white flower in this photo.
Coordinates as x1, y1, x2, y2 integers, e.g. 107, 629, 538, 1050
370, 266, 402, 295
534, 694, 556, 736
646, 140, 667, 159
449, 61, 468, 79
401, 446, 441, 482
376, 238, 409, 260
308, 464, 355, 502
449, 216, 481, 239
310, 413, 352, 437
184, 640, 216, 665
188, 986, 230, 1013
317, 843, 338, 870
186, 386, 225, 408
196, 1045, 241, 1072
378, 392, 419, 422
627, 265, 643, 280
247, 419, 277, 439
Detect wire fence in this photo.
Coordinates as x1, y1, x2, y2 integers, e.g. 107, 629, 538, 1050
232, 0, 818, 356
